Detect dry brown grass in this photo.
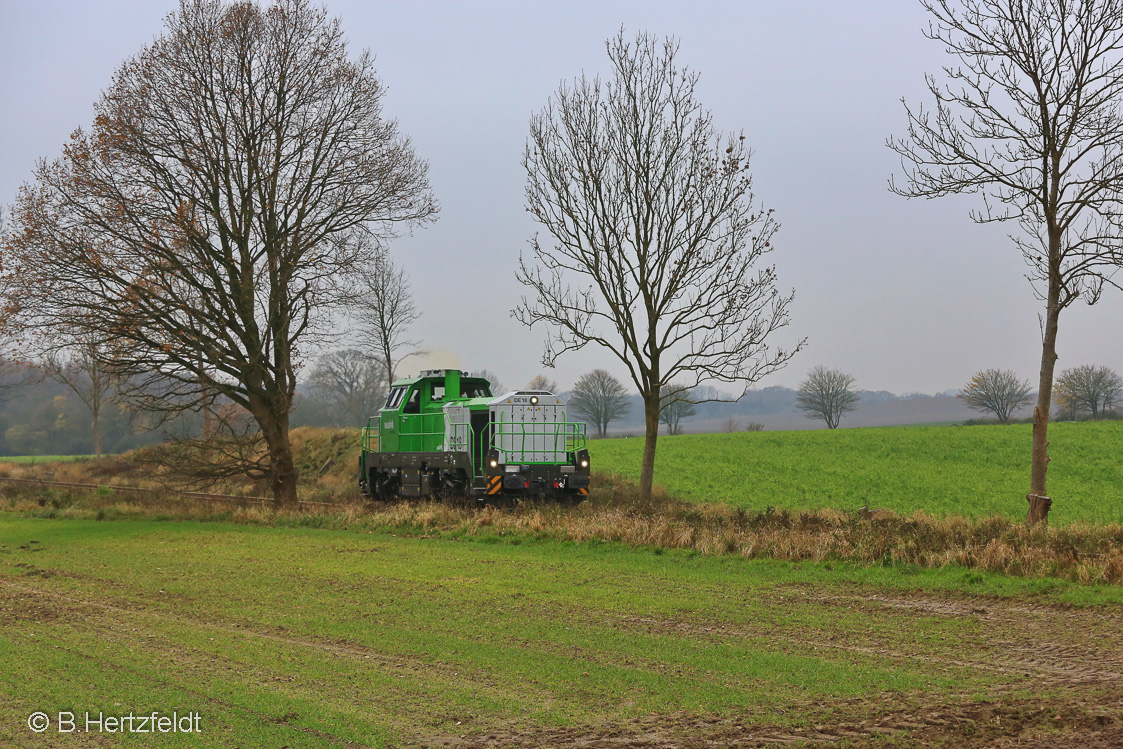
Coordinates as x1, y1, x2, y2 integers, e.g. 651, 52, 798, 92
4, 468, 1122, 585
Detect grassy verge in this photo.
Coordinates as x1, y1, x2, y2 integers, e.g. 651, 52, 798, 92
588, 421, 1123, 524
2, 514, 1121, 747
3, 480, 1122, 587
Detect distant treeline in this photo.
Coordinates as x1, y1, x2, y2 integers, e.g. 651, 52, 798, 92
584, 385, 952, 430
0, 359, 964, 456
0, 361, 364, 457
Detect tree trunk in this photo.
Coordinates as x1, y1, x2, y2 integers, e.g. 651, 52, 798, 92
639, 392, 660, 507
1028, 273, 1062, 527
252, 397, 298, 508
92, 416, 102, 459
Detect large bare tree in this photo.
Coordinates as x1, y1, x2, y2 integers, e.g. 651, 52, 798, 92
796, 366, 859, 429
306, 348, 386, 426
517, 30, 801, 503
2, 0, 436, 504
526, 374, 558, 393
1054, 364, 1122, 419
569, 369, 631, 437
889, 0, 1123, 524
958, 368, 1034, 423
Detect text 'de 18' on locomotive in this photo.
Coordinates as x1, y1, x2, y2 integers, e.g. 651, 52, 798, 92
360, 369, 590, 503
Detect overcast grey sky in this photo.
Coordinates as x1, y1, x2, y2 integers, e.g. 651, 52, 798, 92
2, 0, 1121, 395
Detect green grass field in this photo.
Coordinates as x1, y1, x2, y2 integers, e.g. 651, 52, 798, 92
3, 516, 1122, 747
589, 421, 1123, 525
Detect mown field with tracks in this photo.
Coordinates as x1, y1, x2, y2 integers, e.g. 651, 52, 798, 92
2, 511, 1122, 747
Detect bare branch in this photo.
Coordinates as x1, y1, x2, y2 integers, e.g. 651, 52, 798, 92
516, 29, 803, 502
2, 0, 436, 504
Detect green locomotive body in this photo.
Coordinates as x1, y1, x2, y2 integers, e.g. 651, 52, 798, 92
359, 369, 590, 502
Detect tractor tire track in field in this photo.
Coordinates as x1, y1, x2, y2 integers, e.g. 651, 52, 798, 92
0, 574, 555, 742
776, 590, 1123, 685
1, 586, 378, 749
0, 578, 438, 748
4, 575, 1122, 747
431, 689, 1123, 748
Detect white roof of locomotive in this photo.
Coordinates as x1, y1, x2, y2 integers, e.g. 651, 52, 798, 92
488, 390, 565, 407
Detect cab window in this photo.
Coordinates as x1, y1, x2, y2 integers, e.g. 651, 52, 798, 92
385, 386, 407, 409
403, 388, 421, 414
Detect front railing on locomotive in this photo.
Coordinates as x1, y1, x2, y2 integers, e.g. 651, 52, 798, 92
447, 418, 586, 470
491, 420, 587, 465
361, 418, 380, 452
362, 412, 447, 454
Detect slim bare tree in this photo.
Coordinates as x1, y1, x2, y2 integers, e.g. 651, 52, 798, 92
354, 250, 423, 388
659, 384, 696, 436
958, 368, 1034, 423
1, 0, 436, 505
569, 369, 631, 437
1054, 364, 1122, 419
889, 0, 1123, 524
42, 340, 118, 458
517, 30, 801, 504
796, 366, 859, 429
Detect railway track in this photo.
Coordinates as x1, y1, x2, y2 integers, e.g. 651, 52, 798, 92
0, 475, 342, 509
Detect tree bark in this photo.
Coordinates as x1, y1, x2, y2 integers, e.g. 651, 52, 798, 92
639, 392, 660, 508
1028, 260, 1063, 527
249, 393, 298, 508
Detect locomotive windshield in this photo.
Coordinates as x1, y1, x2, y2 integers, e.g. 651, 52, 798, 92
385, 386, 407, 409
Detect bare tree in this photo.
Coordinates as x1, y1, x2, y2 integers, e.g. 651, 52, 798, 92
1054, 364, 1122, 419
659, 384, 696, 436
889, 0, 1123, 525
42, 340, 118, 458
516, 30, 801, 503
526, 374, 558, 393
354, 250, 423, 387
306, 348, 386, 426
569, 369, 631, 437
797, 366, 859, 429
473, 369, 505, 396
1, 0, 436, 505
958, 369, 1034, 423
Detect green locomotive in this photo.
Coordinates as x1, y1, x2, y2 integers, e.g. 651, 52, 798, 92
359, 369, 590, 503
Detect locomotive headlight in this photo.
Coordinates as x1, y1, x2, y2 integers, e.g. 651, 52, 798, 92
489, 459, 498, 468
580, 459, 589, 468
530, 396, 538, 404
